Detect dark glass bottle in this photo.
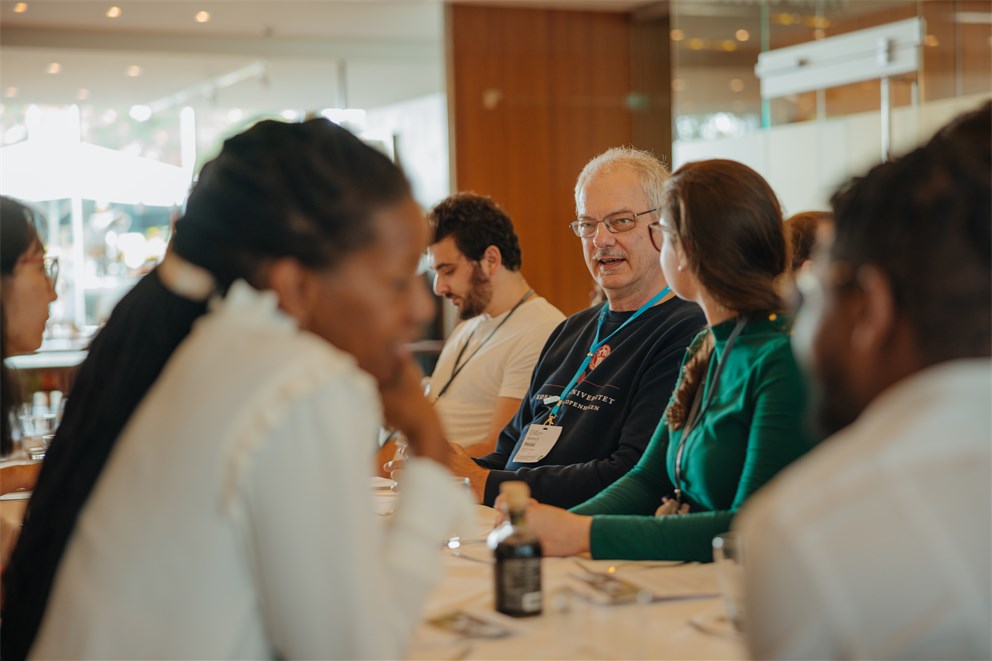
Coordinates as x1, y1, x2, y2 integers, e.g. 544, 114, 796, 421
489, 481, 542, 617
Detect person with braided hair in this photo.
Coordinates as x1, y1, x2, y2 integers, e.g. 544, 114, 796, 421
509, 159, 815, 561
2, 119, 472, 660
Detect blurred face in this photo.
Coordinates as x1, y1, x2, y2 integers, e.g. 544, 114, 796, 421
576, 167, 665, 309
2, 240, 57, 356
307, 197, 435, 384
428, 236, 492, 320
791, 252, 864, 435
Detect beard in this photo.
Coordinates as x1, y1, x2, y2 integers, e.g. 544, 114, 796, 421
456, 262, 493, 320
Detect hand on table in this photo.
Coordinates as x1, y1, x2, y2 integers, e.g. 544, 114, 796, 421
446, 442, 488, 503
492, 494, 592, 557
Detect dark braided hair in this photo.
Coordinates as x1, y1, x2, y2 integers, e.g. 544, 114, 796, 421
1, 119, 412, 661
429, 192, 522, 270
660, 160, 787, 430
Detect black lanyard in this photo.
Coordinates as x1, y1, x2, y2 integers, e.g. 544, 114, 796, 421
432, 289, 534, 401
673, 318, 747, 506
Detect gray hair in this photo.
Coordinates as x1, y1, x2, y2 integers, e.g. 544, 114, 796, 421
574, 146, 670, 215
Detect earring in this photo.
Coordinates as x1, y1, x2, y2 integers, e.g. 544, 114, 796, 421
677, 264, 685, 272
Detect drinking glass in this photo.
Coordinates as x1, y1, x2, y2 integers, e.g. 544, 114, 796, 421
712, 531, 746, 632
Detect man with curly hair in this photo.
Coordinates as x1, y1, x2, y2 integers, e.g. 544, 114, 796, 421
378, 193, 563, 468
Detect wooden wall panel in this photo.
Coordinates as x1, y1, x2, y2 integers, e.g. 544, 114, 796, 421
447, 3, 670, 316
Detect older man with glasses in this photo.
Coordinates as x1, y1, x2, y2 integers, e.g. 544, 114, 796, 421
447, 147, 705, 508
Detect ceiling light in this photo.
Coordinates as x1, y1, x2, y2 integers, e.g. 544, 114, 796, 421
195, 10, 210, 23
76, 88, 90, 100
688, 38, 704, 50
13, 2, 27, 13
721, 40, 737, 51
126, 64, 142, 77
730, 79, 745, 92
924, 34, 939, 47
5, 86, 17, 98
46, 62, 61, 74
129, 105, 152, 122
670, 29, 684, 42
736, 29, 750, 42
106, 5, 121, 18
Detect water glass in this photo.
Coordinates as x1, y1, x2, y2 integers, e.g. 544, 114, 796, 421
712, 531, 746, 632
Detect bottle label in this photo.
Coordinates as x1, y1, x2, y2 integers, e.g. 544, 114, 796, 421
496, 557, 542, 615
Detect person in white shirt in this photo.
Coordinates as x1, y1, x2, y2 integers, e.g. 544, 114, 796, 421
737, 102, 991, 660
427, 193, 564, 453
1, 119, 473, 660
378, 193, 563, 467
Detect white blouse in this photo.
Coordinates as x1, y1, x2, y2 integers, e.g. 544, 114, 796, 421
32, 281, 474, 660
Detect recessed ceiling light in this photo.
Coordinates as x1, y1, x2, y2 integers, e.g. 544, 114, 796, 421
13, 2, 28, 13
721, 40, 737, 51
5, 86, 18, 98
688, 38, 704, 50
736, 29, 750, 42
195, 10, 210, 23
77, 88, 90, 100
126, 64, 142, 77
46, 62, 61, 74
670, 29, 684, 42
924, 34, 939, 47
730, 79, 745, 92
106, 5, 121, 18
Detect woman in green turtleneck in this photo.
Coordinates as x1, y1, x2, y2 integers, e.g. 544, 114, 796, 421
518, 159, 816, 562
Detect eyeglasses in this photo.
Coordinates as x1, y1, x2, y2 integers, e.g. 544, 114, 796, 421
569, 208, 658, 238
18, 254, 59, 287
646, 220, 676, 252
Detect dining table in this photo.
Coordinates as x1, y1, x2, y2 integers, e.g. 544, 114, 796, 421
373, 481, 747, 661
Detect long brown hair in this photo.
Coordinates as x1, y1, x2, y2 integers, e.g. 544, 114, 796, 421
661, 160, 786, 430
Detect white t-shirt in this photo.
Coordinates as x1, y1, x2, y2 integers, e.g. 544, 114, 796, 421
737, 359, 991, 660
426, 296, 564, 448
32, 281, 474, 660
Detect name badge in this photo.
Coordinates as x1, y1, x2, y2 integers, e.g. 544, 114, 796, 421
511, 424, 563, 463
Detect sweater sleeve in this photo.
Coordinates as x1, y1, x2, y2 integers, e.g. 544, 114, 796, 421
480, 334, 691, 508
585, 342, 810, 562
570, 420, 673, 517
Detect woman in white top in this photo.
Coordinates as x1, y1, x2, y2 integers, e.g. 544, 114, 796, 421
2, 119, 471, 659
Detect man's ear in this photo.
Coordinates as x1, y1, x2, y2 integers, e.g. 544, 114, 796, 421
480, 244, 502, 275
850, 264, 896, 354
267, 258, 315, 327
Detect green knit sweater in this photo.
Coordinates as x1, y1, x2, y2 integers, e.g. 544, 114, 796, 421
571, 314, 814, 562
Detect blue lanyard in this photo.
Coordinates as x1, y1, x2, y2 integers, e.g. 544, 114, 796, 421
544, 287, 670, 425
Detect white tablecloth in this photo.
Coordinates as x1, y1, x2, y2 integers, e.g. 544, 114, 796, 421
373, 487, 746, 661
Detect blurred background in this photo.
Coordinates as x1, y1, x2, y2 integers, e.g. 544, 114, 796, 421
1, 0, 989, 359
